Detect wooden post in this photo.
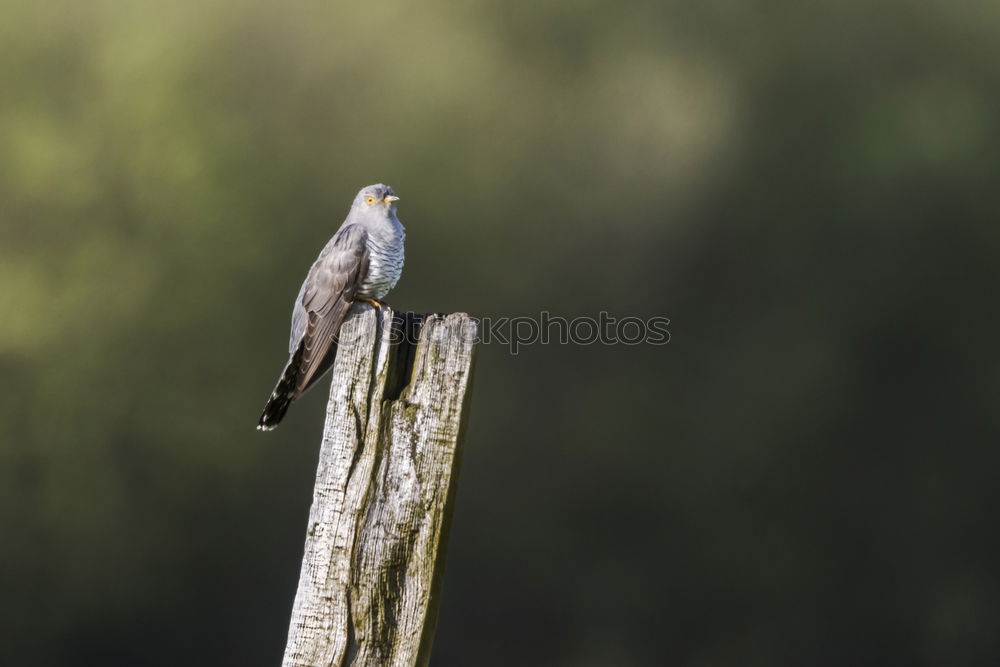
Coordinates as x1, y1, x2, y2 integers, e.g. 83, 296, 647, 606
282, 305, 477, 667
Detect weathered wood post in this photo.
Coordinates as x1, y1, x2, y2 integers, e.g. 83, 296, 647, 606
282, 304, 476, 667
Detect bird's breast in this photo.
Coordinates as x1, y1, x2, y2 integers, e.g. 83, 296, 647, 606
358, 232, 404, 300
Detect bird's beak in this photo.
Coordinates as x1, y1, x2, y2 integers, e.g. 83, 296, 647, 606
383, 195, 400, 203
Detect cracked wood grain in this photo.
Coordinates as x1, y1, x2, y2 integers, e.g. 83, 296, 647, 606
282, 305, 477, 667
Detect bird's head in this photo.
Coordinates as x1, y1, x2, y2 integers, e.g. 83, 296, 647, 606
353, 184, 400, 216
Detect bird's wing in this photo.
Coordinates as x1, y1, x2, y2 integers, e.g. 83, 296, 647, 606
289, 228, 352, 352
289, 279, 309, 355
291, 223, 370, 393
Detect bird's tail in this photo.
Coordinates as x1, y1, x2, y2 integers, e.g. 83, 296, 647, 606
257, 349, 303, 431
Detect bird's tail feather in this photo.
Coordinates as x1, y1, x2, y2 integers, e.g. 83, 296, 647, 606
257, 347, 304, 431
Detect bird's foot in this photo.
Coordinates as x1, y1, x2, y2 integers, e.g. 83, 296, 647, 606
357, 297, 384, 310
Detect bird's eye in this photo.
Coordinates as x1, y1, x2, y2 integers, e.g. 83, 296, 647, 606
365, 196, 376, 205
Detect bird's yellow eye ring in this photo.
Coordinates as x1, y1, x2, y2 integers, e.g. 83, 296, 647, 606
365, 196, 376, 205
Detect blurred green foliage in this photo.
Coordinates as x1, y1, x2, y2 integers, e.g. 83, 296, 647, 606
1, 0, 999, 665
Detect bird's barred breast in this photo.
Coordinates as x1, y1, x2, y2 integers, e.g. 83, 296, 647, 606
358, 236, 404, 300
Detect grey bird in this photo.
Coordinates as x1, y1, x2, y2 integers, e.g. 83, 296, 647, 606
257, 184, 405, 430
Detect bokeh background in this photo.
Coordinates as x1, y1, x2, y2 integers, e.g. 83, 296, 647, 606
2, 0, 999, 665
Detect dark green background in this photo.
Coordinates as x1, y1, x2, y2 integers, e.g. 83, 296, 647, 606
2, 0, 998, 665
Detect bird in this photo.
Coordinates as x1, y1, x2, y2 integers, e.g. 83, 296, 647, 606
257, 184, 405, 431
